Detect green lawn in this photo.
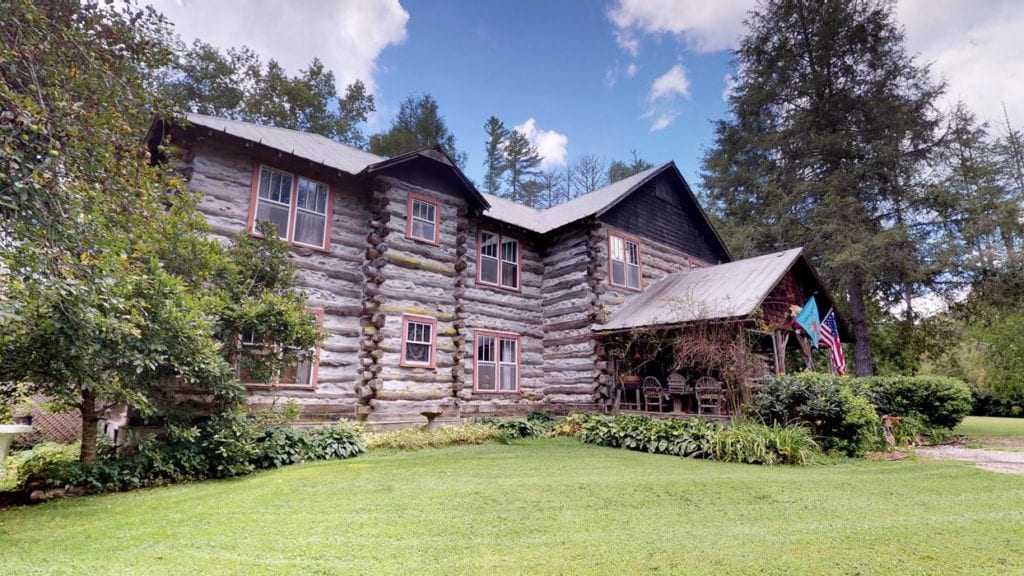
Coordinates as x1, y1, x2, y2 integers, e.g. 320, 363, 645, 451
956, 415, 1024, 438
2, 438, 1022, 575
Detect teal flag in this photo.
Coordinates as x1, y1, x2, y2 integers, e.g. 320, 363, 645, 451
794, 296, 821, 348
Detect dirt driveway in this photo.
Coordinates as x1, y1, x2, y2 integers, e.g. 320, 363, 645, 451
916, 443, 1024, 475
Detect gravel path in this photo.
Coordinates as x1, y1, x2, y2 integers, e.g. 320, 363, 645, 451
916, 445, 1024, 475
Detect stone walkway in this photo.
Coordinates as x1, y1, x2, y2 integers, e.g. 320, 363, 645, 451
916, 444, 1024, 475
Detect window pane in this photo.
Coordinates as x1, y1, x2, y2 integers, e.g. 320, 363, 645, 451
499, 338, 517, 363
480, 232, 498, 257
626, 241, 639, 265
413, 199, 436, 222
412, 219, 435, 241
480, 257, 499, 284
294, 211, 326, 247
610, 236, 624, 261
501, 261, 518, 288
477, 335, 494, 362
501, 239, 518, 263
611, 260, 626, 286
405, 342, 431, 364
477, 362, 496, 390
499, 365, 517, 391
297, 178, 327, 214
627, 264, 640, 289
256, 202, 290, 239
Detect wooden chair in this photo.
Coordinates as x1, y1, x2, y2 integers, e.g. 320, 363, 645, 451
694, 376, 725, 416
666, 372, 691, 413
642, 376, 666, 413
617, 375, 641, 411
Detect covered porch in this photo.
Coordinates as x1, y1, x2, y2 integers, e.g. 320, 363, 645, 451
594, 248, 848, 418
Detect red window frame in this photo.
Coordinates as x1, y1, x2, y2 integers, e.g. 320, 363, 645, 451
476, 229, 521, 292
607, 230, 643, 291
246, 163, 334, 252
236, 307, 323, 390
472, 330, 521, 394
405, 191, 441, 246
400, 314, 438, 369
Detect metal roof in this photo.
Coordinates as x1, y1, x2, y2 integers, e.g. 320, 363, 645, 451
184, 113, 385, 175
596, 247, 806, 332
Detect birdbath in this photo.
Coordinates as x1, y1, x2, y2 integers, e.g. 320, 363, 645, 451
0, 425, 33, 461
420, 411, 443, 431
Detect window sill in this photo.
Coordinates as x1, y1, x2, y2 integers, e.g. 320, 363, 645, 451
243, 383, 316, 391
474, 279, 522, 293
404, 233, 441, 247
247, 230, 331, 254
471, 389, 522, 395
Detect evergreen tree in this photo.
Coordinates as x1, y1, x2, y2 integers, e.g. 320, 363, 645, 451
502, 130, 542, 205
608, 150, 654, 182
368, 93, 468, 168
160, 41, 375, 148
482, 116, 509, 196
701, 0, 945, 376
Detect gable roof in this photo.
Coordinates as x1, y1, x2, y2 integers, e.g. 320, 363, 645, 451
596, 247, 809, 332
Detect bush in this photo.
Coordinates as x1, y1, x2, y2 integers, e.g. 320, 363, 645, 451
364, 424, 501, 451
476, 417, 549, 440
854, 375, 972, 429
549, 412, 599, 437
747, 372, 881, 456
575, 414, 817, 465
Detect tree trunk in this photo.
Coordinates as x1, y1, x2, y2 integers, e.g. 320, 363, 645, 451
80, 388, 99, 464
847, 277, 874, 377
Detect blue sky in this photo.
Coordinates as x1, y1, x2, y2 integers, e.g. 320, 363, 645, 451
155, 0, 1023, 194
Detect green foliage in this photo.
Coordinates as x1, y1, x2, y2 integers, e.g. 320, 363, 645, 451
607, 150, 653, 183
482, 116, 509, 195
548, 412, 594, 437
501, 130, 542, 206
746, 372, 881, 455
854, 375, 973, 429
364, 424, 501, 451
476, 417, 549, 441
576, 414, 817, 465
161, 41, 375, 148
368, 94, 467, 167
10, 418, 363, 494
0, 442, 80, 492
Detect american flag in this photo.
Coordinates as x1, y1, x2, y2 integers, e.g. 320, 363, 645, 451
820, 308, 846, 375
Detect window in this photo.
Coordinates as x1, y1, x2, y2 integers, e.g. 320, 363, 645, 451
249, 164, 331, 250
474, 331, 520, 393
477, 230, 520, 290
401, 315, 437, 368
406, 192, 440, 244
608, 231, 642, 290
237, 309, 322, 388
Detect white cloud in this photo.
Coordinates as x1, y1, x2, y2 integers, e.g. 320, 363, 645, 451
607, 0, 1023, 124
644, 63, 690, 131
721, 73, 737, 102
149, 0, 409, 93
514, 118, 568, 170
626, 62, 639, 78
608, 0, 751, 53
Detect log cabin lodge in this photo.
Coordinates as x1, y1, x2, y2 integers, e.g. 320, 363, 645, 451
142, 113, 845, 429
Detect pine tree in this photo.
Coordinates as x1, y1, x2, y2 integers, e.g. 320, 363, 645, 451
482, 116, 509, 196
701, 0, 945, 376
368, 94, 468, 167
608, 150, 654, 182
502, 130, 542, 205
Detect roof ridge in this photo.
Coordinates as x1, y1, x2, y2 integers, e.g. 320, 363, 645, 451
184, 112, 385, 160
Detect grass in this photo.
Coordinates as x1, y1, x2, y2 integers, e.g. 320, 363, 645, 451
955, 415, 1024, 438
2, 438, 1023, 575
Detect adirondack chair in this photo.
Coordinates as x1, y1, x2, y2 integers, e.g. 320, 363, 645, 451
694, 376, 725, 416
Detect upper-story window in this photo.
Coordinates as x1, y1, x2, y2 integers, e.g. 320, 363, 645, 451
250, 165, 331, 251
609, 231, 642, 291
406, 192, 440, 244
478, 230, 520, 290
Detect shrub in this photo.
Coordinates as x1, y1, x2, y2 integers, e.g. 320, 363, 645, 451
476, 417, 548, 440
714, 421, 818, 466
365, 424, 501, 451
854, 375, 972, 429
747, 372, 880, 456
549, 412, 600, 438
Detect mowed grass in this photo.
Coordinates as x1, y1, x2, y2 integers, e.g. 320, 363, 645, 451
956, 415, 1024, 438
1, 438, 1022, 575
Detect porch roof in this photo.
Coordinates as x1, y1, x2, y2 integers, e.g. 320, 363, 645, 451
595, 247, 808, 332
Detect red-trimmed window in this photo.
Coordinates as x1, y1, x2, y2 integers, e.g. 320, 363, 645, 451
401, 315, 437, 368
249, 164, 331, 250
474, 331, 520, 393
478, 230, 520, 290
237, 308, 323, 388
608, 231, 642, 291
406, 192, 440, 244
